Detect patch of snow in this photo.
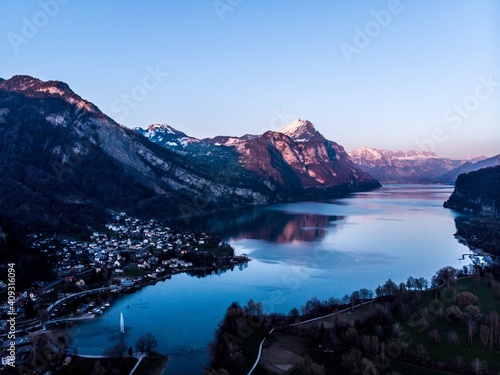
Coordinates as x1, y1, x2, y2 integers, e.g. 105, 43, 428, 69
37, 86, 65, 96
278, 119, 308, 135
221, 138, 243, 147
45, 114, 66, 126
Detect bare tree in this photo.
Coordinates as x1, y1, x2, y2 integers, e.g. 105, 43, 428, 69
340, 348, 361, 371
359, 288, 373, 301
465, 305, 483, 322
489, 311, 498, 351
104, 340, 127, 359
135, 333, 158, 355
457, 292, 479, 307
359, 357, 378, 375
485, 272, 494, 289
418, 277, 429, 290
414, 344, 429, 365
406, 277, 416, 290
428, 329, 441, 346
91, 361, 108, 375
497, 321, 500, 350
467, 320, 476, 349
492, 282, 500, 300
479, 325, 490, 351
298, 355, 326, 375
451, 356, 464, 371
447, 330, 460, 347
446, 305, 463, 325
470, 358, 483, 375
473, 267, 480, 287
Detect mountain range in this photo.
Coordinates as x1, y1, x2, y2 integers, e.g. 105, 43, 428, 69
0, 75, 379, 241
136, 119, 380, 196
348, 146, 498, 183
1, 74, 497, 244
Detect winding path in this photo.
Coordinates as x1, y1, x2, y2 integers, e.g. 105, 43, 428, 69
129, 354, 145, 375
247, 303, 363, 374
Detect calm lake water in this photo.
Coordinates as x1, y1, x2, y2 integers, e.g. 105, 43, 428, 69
69, 184, 472, 374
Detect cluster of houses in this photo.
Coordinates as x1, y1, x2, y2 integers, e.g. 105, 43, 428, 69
26, 213, 226, 293
0, 214, 239, 369
0, 281, 52, 320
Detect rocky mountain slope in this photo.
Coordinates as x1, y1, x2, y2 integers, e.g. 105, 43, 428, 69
137, 119, 381, 198
444, 166, 500, 215
0, 75, 273, 238
348, 146, 481, 183
0, 76, 380, 242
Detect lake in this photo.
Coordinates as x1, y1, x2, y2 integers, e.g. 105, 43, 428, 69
69, 184, 472, 374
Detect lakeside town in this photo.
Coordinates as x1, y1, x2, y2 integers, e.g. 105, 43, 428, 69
0, 212, 249, 371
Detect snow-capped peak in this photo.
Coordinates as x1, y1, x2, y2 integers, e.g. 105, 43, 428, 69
350, 146, 438, 161
351, 146, 383, 160
278, 119, 318, 141
147, 124, 177, 134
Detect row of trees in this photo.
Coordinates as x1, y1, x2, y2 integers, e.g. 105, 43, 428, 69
207, 263, 500, 374
208, 300, 270, 374
104, 333, 158, 359
93, 333, 159, 375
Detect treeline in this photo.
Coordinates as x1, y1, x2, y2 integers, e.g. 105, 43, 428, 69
455, 216, 500, 255
444, 166, 500, 215
207, 263, 500, 374
207, 300, 269, 374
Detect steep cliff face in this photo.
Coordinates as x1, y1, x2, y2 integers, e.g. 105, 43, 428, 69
0, 75, 380, 238
139, 119, 380, 199
444, 166, 500, 215
275, 120, 379, 191
0, 75, 270, 235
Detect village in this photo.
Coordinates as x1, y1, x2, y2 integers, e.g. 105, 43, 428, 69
0, 212, 249, 370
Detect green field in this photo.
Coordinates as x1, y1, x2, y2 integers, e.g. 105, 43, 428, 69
400, 277, 500, 371
255, 276, 500, 374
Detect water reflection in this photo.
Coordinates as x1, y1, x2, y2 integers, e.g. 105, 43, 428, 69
69, 185, 472, 375
350, 184, 455, 201
186, 262, 248, 278
187, 206, 343, 243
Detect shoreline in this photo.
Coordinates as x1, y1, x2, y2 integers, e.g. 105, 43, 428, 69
455, 234, 500, 258
48, 255, 251, 322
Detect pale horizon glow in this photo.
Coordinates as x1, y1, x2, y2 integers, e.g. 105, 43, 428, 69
1, 0, 499, 159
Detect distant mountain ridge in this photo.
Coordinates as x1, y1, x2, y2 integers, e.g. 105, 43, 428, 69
137, 119, 381, 196
350, 146, 438, 161
439, 154, 500, 183
348, 146, 491, 183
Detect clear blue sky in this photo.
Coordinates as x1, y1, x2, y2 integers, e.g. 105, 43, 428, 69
1, 0, 499, 158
